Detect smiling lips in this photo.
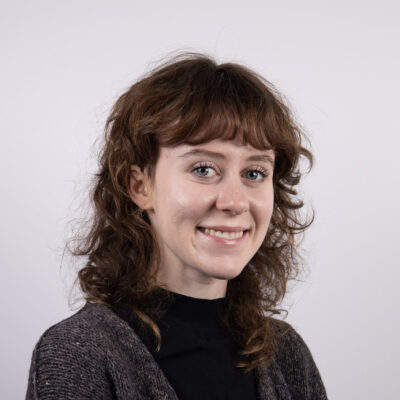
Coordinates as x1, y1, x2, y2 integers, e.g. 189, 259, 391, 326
199, 227, 244, 239
197, 226, 249, 241
199, 225, 248, 232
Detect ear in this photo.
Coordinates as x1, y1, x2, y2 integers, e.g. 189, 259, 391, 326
127, 165, 154, 211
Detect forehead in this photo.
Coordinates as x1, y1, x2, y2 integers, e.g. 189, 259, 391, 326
159, 139, 275, 165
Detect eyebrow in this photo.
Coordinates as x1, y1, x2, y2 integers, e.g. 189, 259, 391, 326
178, 148, 275, 166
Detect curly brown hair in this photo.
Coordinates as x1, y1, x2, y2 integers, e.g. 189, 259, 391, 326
72, 52, 314, 372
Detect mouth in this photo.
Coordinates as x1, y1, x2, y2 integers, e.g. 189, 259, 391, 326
196, 226, 249, 240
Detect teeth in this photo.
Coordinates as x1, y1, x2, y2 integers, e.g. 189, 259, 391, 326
201, 228, 244, 239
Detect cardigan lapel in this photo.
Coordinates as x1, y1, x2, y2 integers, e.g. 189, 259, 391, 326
89, 303, 180, 399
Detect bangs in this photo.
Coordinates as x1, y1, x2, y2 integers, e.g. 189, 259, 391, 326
182, 99, 274, 151
153, 62, 280, 152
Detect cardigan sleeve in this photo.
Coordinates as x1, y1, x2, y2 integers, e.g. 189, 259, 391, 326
274, 322, 328, 399
25, 321, 114, 400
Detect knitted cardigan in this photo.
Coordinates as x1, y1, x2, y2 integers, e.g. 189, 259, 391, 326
25, 302, 328, 399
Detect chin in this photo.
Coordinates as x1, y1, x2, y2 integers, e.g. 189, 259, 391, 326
209, 267, 244, 281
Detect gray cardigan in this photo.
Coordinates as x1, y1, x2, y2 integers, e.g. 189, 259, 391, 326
26, 302, 328, 399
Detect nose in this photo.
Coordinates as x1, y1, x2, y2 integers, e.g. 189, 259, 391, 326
215, 174, 250, 215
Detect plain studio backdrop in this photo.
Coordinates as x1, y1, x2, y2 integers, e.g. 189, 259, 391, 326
1, 1, 399, 399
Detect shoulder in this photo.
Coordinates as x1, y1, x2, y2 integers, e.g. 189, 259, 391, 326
271, 319, 316, 365
26, 302, 134, 399
267, 319, 328, 399
31, 302, 117, 362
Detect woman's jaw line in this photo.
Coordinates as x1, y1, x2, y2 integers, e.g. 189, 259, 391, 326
156, 271, 229, 299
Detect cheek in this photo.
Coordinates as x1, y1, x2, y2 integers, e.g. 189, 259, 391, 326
157, 181, 206, 226
253, 193, 274, 225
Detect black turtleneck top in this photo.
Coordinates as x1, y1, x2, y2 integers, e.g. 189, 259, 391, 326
112, 290, 258, 400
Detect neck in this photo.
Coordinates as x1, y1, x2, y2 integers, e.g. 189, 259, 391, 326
156, 266, 228, 300
157, 281, 227, 300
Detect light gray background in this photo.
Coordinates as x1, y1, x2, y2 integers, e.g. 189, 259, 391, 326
1, 1, 399, 399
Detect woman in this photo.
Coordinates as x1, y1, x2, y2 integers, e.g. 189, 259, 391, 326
26, 52, 328, 399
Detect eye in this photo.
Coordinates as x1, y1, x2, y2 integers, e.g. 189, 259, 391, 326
192, 162, 217, 178
191, 163, 269, 182
245, 167, 268, 182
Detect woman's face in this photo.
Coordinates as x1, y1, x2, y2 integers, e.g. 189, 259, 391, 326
131, 138, 275, 298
